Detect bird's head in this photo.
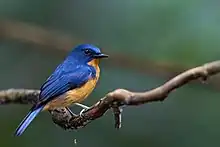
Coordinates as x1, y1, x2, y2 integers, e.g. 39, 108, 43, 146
69, 44, 108, 64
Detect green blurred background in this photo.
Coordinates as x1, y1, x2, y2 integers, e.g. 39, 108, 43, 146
0, 0, 220, 147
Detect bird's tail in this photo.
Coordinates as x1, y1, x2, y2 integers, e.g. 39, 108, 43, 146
14, 105, 44, 136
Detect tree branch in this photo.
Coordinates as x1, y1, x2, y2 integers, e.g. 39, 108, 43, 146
0, 61, 220, 130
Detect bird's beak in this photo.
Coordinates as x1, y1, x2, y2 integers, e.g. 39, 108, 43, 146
93, 53, 109, 58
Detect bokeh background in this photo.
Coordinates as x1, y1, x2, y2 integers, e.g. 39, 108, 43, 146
0, 0, 220, 147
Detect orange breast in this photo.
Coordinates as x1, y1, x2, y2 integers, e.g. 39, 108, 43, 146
44, 59, 100, 110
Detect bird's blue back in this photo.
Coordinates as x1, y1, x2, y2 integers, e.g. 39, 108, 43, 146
39, 55, 96, 105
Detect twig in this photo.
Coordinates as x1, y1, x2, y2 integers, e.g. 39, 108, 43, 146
112, 105, 122, 129
0, 61, 220, 130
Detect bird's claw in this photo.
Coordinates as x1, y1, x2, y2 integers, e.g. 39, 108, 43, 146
79, 108, 90, 117
79, 109, 86, 117
74, 103, 90, 117
75, 103, 90, 109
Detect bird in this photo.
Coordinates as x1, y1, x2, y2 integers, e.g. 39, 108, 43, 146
14, 44, 108, 136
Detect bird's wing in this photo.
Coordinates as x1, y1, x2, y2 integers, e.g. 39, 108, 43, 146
38, 66, 94, 104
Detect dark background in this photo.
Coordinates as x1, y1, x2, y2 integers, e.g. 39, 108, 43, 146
0, 1, 220, 147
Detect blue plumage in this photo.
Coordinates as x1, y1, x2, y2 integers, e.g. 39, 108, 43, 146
15, 106, 44, 136
14, 44, 108, 136
39, 66, 96, 102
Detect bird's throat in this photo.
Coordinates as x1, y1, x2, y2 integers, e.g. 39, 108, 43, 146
88, 59, 100, 80
88, 59, 100, 67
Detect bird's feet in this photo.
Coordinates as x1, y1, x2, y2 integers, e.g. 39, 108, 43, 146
74, 103, 90, 109
74, 103, 90, 117
66, 107, 77, 117
79, 109, 86, 117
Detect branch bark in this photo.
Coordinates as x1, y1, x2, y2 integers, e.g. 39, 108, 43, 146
0, 61, 220, 130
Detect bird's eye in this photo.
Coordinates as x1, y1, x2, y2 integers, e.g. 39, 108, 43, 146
84, 49, 91, 55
